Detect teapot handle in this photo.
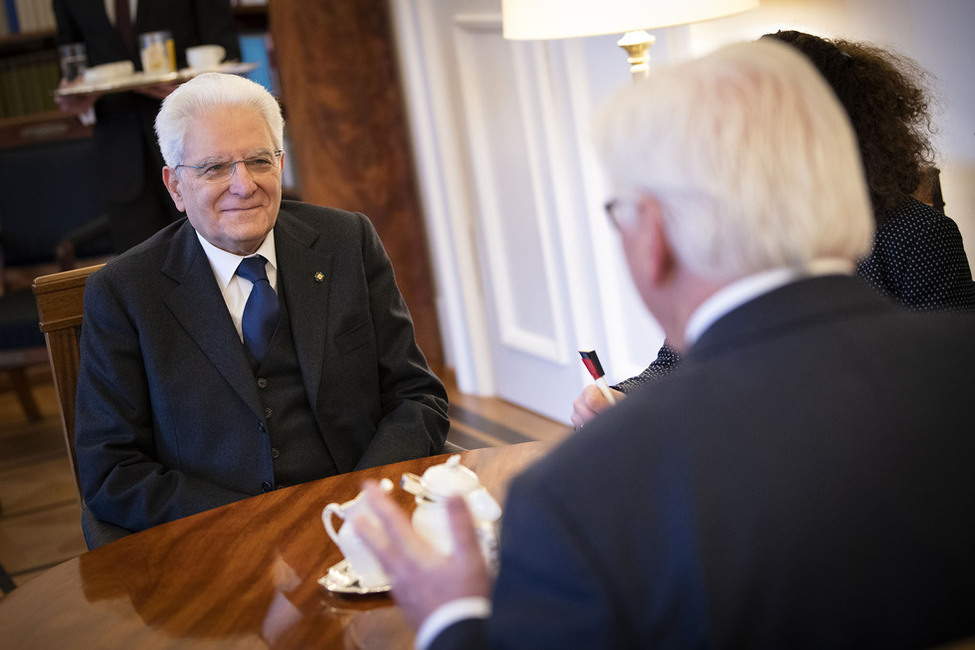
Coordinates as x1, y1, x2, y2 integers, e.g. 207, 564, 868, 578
322, 502, 346, 545
322, 479, 394, 546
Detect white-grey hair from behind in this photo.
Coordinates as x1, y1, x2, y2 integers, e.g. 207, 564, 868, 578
154, 72, 284, 169
592, 40, 874, 283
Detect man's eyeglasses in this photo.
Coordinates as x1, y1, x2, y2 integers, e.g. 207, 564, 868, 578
175, 150, 284, 183
604, 198, 640, 230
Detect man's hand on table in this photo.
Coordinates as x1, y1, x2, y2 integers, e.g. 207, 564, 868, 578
356, 480, 491, 629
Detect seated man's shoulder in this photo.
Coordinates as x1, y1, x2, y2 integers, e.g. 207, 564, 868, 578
278, 201, 383, 252
281, 200, 365, 231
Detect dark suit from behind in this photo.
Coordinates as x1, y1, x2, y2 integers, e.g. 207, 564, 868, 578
76, 202, 448, 533
437, 276, 975, 649
53, 0, 241, 251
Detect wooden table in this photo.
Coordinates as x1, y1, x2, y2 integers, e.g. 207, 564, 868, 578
0, 442, 553, 649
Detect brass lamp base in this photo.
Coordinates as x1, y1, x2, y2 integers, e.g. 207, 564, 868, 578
616, 30, 655, 80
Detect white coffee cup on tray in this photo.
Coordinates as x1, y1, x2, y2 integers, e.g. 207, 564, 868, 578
186, 45, 226, 71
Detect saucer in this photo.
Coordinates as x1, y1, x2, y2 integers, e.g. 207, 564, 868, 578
318, 559, 391, 595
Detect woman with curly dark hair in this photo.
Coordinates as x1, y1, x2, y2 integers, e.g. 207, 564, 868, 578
765, 30, 975, 312
570, 31, 975, 427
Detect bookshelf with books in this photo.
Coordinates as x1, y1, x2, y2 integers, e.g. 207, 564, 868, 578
0, 29, 83, 149
0, 0, 75, 148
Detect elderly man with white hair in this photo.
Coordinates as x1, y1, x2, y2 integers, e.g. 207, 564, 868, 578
74, 72, 449, 549
357, 40, 975, 649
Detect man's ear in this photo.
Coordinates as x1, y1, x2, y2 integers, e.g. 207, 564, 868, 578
638, 196, 676, 286
162, 167, 186, 213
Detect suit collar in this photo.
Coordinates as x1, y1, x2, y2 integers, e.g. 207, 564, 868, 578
689, 275, 891, 359
686, 261, 854, 346
195, 229, 279, 292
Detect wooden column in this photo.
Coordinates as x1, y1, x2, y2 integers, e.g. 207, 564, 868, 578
269, 0, 444, 374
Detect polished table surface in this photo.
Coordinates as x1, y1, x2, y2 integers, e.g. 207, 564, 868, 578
0, 441, 553, 649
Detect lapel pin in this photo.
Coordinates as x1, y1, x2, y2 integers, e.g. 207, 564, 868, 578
314, 271, 325, 282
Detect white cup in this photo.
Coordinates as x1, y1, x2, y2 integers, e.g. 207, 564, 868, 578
186, 44, 226, 71
83, 60, 134, 84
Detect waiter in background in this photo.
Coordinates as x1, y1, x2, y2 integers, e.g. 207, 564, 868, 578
53, 0, 241, 252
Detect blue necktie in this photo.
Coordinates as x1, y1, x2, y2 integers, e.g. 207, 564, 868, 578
236, 256, 280, 366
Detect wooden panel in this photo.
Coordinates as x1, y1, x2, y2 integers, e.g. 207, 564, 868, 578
32, 263, 103, 493
42, 327, 82, 489
33, 264, 100, 332
269, 0, 444, 374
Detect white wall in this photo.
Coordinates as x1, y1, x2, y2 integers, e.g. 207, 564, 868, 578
392, 0, 975, 422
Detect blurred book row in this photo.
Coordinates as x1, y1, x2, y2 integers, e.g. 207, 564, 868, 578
0, 50, 58, 118
1, 0, 268, 37
1, 0, 57, 36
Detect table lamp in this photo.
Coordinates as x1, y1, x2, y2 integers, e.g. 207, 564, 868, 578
502, 0, 760, 79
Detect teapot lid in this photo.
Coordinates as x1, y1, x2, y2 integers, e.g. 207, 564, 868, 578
420, 454, 480, 499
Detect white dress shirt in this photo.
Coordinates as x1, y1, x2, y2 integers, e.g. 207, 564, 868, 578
196, 231, 278, 343
685, 258, 853, 346
104, 0, 137, 25
416, 597, 492, 650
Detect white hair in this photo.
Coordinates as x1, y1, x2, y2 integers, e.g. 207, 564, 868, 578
154, 73, 284, 168
592, 40, 874, 282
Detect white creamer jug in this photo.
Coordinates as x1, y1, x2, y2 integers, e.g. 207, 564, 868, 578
322, 478, 393, 589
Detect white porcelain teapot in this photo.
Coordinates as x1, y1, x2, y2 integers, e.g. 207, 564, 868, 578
401, 455, 502, 565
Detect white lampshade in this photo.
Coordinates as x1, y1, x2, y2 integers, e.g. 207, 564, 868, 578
502, 0, 760, 40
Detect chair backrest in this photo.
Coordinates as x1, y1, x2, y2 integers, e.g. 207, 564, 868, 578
32, 263, 104, 494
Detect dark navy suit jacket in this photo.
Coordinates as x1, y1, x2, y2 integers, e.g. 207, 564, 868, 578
434, 276, 975, 649
76, 202, 448, 532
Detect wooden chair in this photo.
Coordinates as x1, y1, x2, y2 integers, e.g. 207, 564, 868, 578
912, 166, 945, 214
32, 264, 104, 494
33, 264, 130, 549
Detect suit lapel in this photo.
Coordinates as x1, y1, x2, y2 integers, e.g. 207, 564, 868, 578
273, 210, 333, 410
161, 223, 262, 417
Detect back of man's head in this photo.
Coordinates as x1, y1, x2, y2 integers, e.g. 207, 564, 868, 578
593, 40, 874, 283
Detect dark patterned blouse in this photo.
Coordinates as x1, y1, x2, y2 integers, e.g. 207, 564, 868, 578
614, 196, 975, 393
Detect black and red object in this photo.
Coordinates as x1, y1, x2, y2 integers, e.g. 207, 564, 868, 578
578, 349, 617, 405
